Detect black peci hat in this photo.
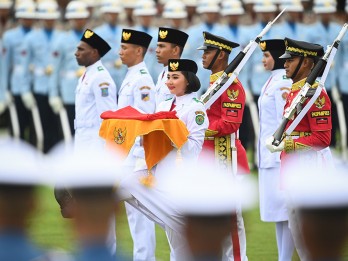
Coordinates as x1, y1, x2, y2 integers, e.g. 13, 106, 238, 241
259, 39, 285, 53
81, 29, 111, 57
121, 29, 153, 49
157, 27, 189, 47
168, 59, 198, 74
197, 31, 239, 54
280, 37, 324, 59
259, 39, 287, 70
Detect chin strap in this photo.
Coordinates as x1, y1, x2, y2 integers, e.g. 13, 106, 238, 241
290, 56, 304, 80
207, 49, 222, 70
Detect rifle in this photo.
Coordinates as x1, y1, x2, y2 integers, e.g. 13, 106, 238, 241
272, 23, 348, 146
200, 8, 286, 109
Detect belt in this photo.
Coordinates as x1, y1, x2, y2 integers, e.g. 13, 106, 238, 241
289, 131, 311, 138
204, 136, 239, 141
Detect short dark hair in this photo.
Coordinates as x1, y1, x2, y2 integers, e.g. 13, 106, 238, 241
170, 43, 184, 56
141, 46, 148, 58
182, 71, 201, 94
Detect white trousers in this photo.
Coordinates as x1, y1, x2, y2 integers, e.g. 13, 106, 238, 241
125, 202, 156, 261
275, 221, 294, 261
288, 208, 310, 261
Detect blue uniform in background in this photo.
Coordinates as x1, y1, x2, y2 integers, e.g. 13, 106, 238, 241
49, 29, 85, 135
305, 21, 341, 90
0, 230, 45, 261
19, 27, 62, 153
94, 23, 127, 91
1, 25, 34, 141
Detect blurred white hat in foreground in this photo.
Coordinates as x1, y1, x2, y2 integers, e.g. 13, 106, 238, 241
0, 138, 45, 185
284, 161, 348, 209
46, 142, 127, 188
159, 161, 258, 216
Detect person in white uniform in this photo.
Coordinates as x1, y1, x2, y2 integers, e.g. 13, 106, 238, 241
118, 28, 156, 261
74, 28, 117, 150
120, 59, 209, 261
155, 27, 189, 107
257, 39, 294, 261
74, 28, 118, 255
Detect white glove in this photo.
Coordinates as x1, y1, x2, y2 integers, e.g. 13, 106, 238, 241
49, 96, 63, 114
0, 91, 13, 114
0, 101, 6, 114
265, 136, 284, 153
21, 92, 36, 110
5, 91, 13, 105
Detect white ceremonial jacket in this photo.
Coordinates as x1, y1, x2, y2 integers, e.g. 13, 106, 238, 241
118, 61, 156, 113
257, 69, 291, 168
155, 66, 173, 108
74, 60, 117, 150
155, 92, 209, 173
118, 61, 156, 169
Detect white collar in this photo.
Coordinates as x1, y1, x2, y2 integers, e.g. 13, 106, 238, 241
174, 92, 196, 108
85, 60, 103, 73
127, 61, 146, 73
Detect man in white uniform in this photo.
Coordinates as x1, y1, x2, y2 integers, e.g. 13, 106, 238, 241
118, 28, 157, 261
74, 28, 117, 150
74, 29, 118, 254
155, 27, 188, 107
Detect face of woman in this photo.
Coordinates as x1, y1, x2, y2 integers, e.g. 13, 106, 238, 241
262, 51, 275, 71
166, 71, 188, 97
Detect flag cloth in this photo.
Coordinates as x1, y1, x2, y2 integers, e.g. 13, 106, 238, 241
99, 106, 189, 169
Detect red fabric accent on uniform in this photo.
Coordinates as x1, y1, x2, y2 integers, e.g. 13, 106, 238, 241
170, 103, 176, 111
81, 72, 86, 82
207, 80, 245, 136
231, 214, 241, 261
100, 105, 178, 120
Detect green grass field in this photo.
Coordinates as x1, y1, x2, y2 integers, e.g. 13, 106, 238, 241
28, 185, 305, 261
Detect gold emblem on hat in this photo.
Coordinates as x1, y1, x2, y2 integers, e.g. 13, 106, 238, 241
170, 62, 179, 71
259, 41, 266, 51
122, 31, 131, 41
159, 30, 168, 39
84, 30, 94, 39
